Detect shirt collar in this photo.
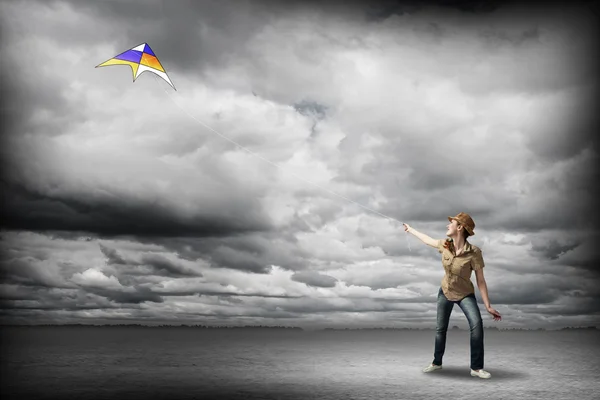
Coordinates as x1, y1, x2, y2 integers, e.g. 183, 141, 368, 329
447, 239, 473, 254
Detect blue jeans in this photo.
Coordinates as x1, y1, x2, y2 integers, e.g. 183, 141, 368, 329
432, 287, 484, 370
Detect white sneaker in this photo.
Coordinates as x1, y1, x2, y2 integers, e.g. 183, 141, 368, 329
470, 369, 491, 379
422, 363, 442, 372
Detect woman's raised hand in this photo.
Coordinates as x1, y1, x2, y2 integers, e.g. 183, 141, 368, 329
402, 223, 411, 233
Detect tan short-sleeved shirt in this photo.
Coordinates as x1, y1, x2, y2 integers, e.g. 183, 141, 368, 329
436, 239, 484, 301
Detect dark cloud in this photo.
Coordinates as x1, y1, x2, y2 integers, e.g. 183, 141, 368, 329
406, 169, 469, 191
530, 239, 581, 261
433, 0, 512, 14
364, 0, 507, 21
379, 141, 598, 235
0, 285, 40, 301
99, 243, 127, 265
0, 179, 271, 238
340, 265, 425, 289
291, 271, 338, 288
293, 100, 328, 120
99, 243, 203, 278
147, 234, 309, 273
475, 284, 561, 306
0, 50, 86, 143
294, 100, 328, 138
84, 286, 164, 304
0, 257, 71, 289
365, 1, 423, 21
0, 285, 121, 310
552, 234, 600, 273
209, 245, 271, 273
140, 253, 203, 278
67, 268, 166, 304
480, 26, 541, 47
197, 292, 302, 299
516, 293, 600, 317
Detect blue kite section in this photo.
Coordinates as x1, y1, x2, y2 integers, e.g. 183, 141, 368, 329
143, 44, 156, 56
115, 49, 143, 63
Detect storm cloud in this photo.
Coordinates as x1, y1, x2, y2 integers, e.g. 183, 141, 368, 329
0, 0, 598, 330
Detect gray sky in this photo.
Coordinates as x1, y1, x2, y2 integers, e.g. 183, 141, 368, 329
1, 0, 598, 330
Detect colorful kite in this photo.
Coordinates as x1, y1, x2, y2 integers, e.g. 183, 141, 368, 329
96, 43, 176, 90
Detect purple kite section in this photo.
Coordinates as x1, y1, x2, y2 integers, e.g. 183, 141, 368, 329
114, 50, 143, 63
143, 44, 156, 56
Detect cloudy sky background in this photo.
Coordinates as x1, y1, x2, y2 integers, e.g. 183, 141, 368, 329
0, 0, 598, 330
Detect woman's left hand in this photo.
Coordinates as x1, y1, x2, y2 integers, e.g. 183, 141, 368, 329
486, 306, 502, 321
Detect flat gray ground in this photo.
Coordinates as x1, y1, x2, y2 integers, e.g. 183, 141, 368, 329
1, 327, 598, 399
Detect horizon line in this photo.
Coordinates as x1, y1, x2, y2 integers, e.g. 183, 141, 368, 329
1, 324, 598, 331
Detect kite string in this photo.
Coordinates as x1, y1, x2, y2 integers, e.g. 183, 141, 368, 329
153, 75, 411, 252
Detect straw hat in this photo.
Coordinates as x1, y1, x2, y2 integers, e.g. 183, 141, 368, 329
448, 212, 475, 236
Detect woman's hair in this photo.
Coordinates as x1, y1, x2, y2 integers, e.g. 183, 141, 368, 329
460, 225, 470, 239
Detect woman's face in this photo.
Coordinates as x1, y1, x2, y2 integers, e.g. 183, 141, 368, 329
446, 219, 460, 236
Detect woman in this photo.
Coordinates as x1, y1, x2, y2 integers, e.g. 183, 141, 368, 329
403, 212, 501, 379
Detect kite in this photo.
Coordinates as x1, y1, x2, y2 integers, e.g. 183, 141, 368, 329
96, 43, 176, 90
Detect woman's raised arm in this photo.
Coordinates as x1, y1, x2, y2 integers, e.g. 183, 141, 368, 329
403, 223, 439, 248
